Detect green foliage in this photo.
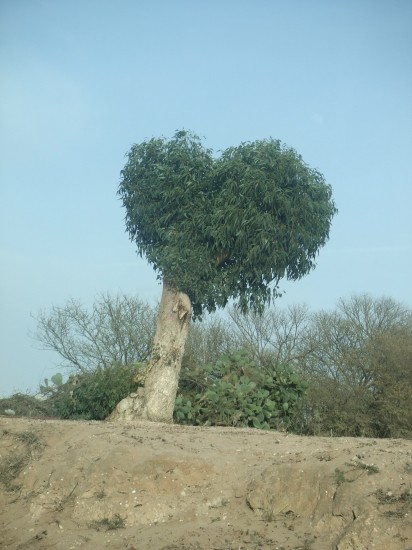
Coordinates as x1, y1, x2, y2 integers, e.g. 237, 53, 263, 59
52, 363, 139, 420
0, 393, 56, 418
119, 130, 337, 317
334, 469, 348, 486
40, 373, 63, 397
365, 327, 412, 438
351, 461, 379, 474
30, 289, 412, 438
51, 373, 63, 386
292, 295, 412, 438
334, 461, 379, 487
174, 351, 307, 430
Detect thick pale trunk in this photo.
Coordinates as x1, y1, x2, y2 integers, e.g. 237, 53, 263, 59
107, 281, 191, 423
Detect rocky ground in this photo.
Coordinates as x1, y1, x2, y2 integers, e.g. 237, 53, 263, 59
0, 416, 411, 549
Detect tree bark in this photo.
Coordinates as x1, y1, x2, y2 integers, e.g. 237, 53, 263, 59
107, 281, 192, 423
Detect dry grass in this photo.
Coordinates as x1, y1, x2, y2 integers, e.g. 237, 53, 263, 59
89, 514, 125, 531
0, 429, 45, 491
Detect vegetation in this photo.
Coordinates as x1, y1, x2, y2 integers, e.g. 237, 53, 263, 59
35, 293, 156, 372
0, 393, 55, 418
119, 130, 337, 318
27, 292, 412, 439
113, 129, 337, 422
293, 294, 412, 437
90, 514, 125, 531
49, 363, 140, 420
174, 350, 306, 429
0, 429, 45, 492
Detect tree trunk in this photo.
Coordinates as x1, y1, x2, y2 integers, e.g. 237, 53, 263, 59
107, 281, 192, 423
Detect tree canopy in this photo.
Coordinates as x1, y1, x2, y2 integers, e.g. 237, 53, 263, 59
118, 130, 337, 317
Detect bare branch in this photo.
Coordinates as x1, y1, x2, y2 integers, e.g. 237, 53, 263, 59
34, 294, 157, 373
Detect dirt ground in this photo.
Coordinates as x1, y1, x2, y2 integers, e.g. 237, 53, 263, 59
0, 417, 411, 550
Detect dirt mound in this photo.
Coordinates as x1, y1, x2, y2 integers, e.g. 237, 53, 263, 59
0, 417, 411, 549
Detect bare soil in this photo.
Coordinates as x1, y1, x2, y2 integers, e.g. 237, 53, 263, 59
0, 416, 411, 549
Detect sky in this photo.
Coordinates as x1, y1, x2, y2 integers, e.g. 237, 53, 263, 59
1, 0, 411, 397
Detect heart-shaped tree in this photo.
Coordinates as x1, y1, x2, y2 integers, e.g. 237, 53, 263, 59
109, 130, 337, 422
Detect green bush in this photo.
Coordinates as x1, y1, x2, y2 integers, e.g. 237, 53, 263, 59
174, 350, 307, 430
51, 363, 140, 420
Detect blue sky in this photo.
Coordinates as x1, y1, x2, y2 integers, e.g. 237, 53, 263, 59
1, 0, 411, 397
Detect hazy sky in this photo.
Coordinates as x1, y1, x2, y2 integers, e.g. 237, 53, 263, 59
1, 0, 411, 397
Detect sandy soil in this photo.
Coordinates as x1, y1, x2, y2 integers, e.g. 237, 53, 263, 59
0, 416, 411, 550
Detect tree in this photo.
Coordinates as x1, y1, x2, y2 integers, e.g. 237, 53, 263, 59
109, 130, 337, 422
296, 294, 412, 436
180, 315, 235, 393
35, 293, 157, 372
227, 303, 311, 371
365, 325, 412, 437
